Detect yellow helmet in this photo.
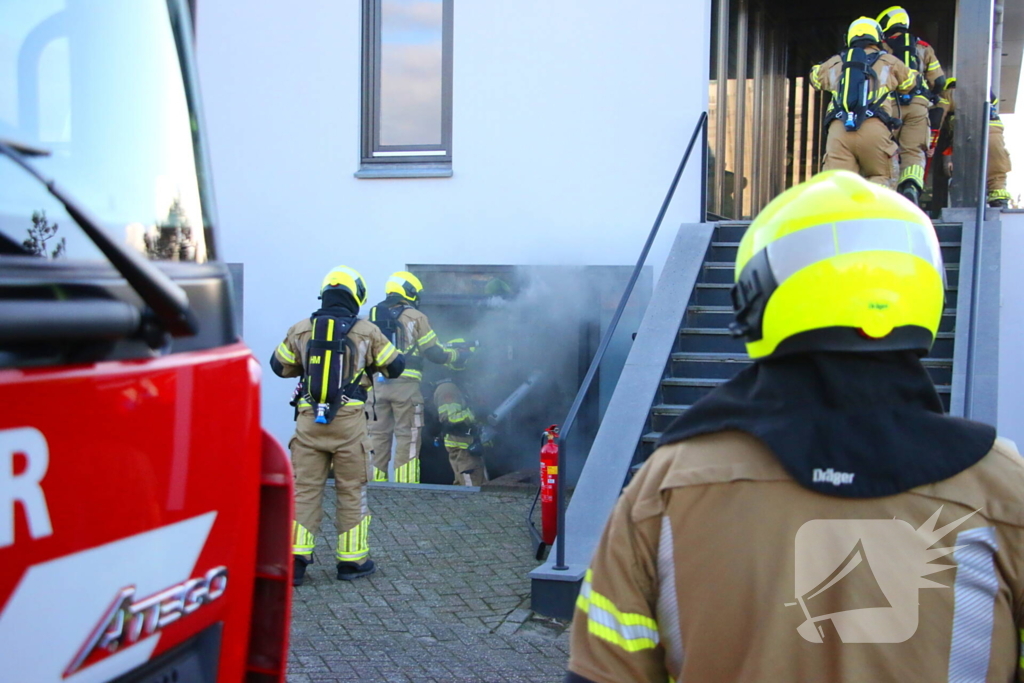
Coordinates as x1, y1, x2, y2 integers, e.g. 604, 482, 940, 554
876, 5, 910, 34
730, 171, 944, 360
320, 264, 367, 305
846, 16, 883, 47
385, 271, 424, 303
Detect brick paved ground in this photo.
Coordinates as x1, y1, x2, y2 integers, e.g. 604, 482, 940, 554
287, 485, 572, 682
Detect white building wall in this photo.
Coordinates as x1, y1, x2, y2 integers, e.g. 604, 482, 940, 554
195, 1, 711, 446
999, 211, 1024, 447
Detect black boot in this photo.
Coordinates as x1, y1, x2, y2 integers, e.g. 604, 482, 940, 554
898, 180, 920, 206
293, 556, 311, 587
337, 559, 377, 581
989, 198, 1009, 208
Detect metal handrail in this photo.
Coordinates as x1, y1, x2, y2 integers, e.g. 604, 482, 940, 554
963, 98, 993, 420
550, 111, 709, 571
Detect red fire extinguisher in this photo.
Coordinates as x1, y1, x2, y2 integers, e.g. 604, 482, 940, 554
540, 425, 560, 546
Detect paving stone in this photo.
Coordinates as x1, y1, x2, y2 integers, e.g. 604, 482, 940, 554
289, 485, 570, 682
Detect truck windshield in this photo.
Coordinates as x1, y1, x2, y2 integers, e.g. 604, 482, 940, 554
0, 0, 215, 263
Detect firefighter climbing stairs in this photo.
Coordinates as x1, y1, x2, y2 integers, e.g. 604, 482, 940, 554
634, 220, 964, 464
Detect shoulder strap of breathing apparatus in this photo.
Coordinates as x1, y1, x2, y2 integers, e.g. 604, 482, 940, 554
885, 32, 919, 72
829, 49, 888, 132
302, 314, 363, 424
369, 299, 411, 351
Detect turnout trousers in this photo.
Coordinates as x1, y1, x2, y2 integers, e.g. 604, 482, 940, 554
290, 406, 372, 565
989, 124, 1013, 202
896, 98, 930, 190
444, 437, 487, 487
368, 379, 424, 483
822, 118, 899, 189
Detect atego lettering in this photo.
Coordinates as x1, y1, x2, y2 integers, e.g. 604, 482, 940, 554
64, 566, 228, 677
812, 468, 856, 486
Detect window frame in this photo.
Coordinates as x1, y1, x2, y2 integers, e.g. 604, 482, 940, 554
359, 0, 453, 177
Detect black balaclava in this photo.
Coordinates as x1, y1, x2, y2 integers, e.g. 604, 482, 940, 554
315, 287, 359, 317
657, 351, 995, 498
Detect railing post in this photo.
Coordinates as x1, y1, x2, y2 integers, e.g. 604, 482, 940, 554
700, 115, 709, 221
550, 112, 708, 572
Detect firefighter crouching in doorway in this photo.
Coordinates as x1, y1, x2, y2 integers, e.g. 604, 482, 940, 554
935, 79, 1014, 208
567, 171, 1022, 682
367, 271, 460, 484
271, 265, 406, 586
877, 5, 947, 206
810, 17, 920, 189
432, 340, 487, 486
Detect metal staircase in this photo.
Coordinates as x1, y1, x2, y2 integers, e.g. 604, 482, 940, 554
531, 209, 1002, 621
633, 219, 965, 465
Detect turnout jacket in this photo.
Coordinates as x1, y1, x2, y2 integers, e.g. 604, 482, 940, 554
274, 318, 400, 413
884, 35, 945, 99
810, 47, 919, 118
433, 381, 475, 448
568, 431, 1024, 683
393, 307, 451, 382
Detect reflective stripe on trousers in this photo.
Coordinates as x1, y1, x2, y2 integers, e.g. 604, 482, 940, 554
293, 521, 315, 556
337, 515, 372, 563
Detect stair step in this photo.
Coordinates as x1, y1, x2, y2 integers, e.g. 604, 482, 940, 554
714, 223, 750, 242
668, 352, 954, 383
707, 241, 963, 265
677, 326, 748, 352
651, 403, 692, 432
683, 306, 958, 333
932, 223, 963, 242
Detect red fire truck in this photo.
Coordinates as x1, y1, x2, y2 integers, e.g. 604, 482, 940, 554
0, 1, 292, 680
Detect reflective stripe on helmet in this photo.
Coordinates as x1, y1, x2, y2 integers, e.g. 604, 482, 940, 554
764, 218, 942, 288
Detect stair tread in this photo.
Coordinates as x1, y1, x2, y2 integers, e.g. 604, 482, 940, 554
663, 376, 953, 392
652, 403, 693, 413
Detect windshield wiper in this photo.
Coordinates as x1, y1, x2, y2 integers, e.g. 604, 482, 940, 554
0, 138, 198, 338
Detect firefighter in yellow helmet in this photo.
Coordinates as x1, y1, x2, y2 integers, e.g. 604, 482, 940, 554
366, 271, 461, 484
934, 79, 1014, 208
271, 265, 405, 586
432, 340, 488, 486
567, 172, 1018, 683
876, 6, 947, 206
810, 18, 921, 188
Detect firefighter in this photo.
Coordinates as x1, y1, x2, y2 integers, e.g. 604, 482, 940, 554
566, 171, 1020, 682
367, 271, 460, 484
271, 265, 405, 586
810, 17, 920, 188
432, 340, 487, 486
877, 6, 947, 205
934, 80, 1014, 208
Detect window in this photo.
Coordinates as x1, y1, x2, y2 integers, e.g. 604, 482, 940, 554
359, 0, 453, 178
